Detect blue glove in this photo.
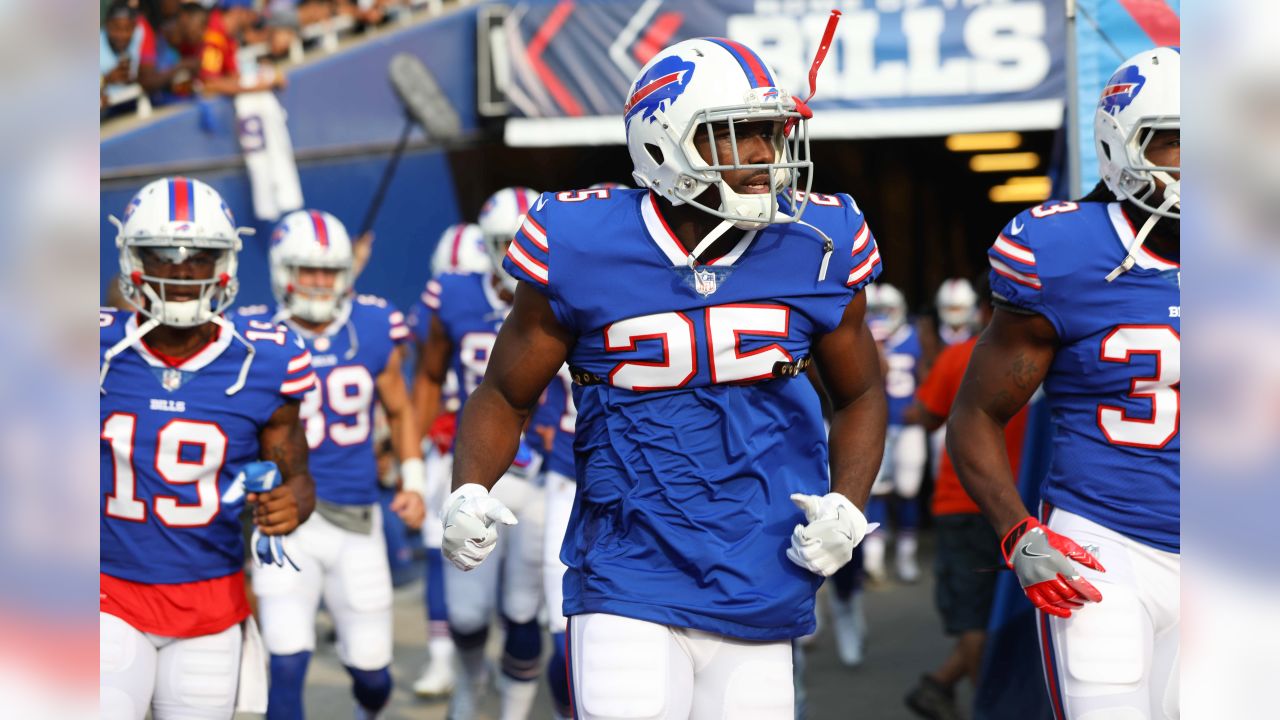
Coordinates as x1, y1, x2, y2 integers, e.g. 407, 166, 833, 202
233, 461, 300, 571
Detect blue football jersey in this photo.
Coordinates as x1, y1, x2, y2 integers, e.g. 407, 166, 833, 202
502, 188, 882, 640
988, 200, 1180, 551
882, 324, 922, 426
427, 272, 510, 409
530, 365, 577, 478
242, 296, 410, 506
100, 309, 316, 584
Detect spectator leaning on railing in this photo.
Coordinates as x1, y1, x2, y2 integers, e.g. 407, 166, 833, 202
181, 0, 286, 95
100, 1, 146, 106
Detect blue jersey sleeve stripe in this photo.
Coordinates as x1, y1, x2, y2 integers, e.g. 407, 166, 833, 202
507, 243, 549, 285
847, 244, 882, 287
993, 235, 1037, 267
851, 221, 871, 256
286, 351, 311, 375
512, 229, 550, 266
280, 371, 317, 396
989, 256, 1043, 289
519, 216, 548, 251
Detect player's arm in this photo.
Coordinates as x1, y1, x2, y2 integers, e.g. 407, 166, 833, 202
947, 307, 1055, 534
787, 293, 888, 577
377, 344, 426, 528
813, 293, 888, 508
253, 399, 315, 535
906, 400, 945, 432
948, 307, 1104, 616
453, 283, 573, 493
413, 315, 451, 443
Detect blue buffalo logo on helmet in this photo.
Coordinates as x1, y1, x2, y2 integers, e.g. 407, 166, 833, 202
762, 87, 780, 100
1099, 64, 1147, 116
624, 55, 697, 126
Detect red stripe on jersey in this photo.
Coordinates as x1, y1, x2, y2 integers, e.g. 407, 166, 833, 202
450, 225, 465, 268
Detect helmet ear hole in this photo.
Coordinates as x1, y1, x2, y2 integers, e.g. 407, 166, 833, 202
1101, 143, 1112, 161
645, 143, 664, 166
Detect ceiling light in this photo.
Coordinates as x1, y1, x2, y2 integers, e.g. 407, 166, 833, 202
969, 152, 1041, 172
989, 176, 1052, 203
946, 132, 1022, 152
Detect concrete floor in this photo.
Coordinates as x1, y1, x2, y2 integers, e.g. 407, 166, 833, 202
240, 534, 971, 720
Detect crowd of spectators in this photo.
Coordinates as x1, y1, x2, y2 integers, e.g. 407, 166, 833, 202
101, 0, 446, 118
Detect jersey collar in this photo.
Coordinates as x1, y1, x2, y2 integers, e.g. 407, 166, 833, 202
640, 191, 758, 268
129, 313, 234, 371
1107, 203, 1180, 271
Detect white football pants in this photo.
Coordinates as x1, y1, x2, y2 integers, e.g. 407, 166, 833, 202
870, 424, 927, 498
568, 613, 793, 720
543, 469, 577, 635
252, 505, 393, 670
422, 446, 451, 550
445, 473, 546, 631
100, 612, 242, 720
1039, 507, 1180, 720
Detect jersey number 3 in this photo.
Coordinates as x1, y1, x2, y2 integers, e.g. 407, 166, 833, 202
1097, 325, 1179, 448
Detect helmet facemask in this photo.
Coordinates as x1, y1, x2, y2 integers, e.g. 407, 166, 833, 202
280, 261, 352, 323
636, 90, 814, 231
483, 230, 518, 294
116, 232, 239, 328
1101, 116, 1181, 219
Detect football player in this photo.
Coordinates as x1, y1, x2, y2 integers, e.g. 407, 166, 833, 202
245, 209, 425, 720
100, 177, 316, 719
414, 187, 547, 720
860, 282, 927, 584
441, 37, 887, 718
948, 48, 1180, 720
407, 221, 491, 699
934, 278, 979, 347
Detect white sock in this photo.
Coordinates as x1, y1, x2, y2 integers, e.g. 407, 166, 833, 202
429, 634, 455, 665
499, 677, 539, 720
896, 532, 918, 560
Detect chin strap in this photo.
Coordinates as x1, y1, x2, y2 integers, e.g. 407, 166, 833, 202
1105, 190, 1179, 282
685, 219, 738, 269
222, 318, 257, 396
100, 316, 162, 394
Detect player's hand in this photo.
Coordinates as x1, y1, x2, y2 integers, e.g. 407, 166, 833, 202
391, 490, 426, 530
240, 461, 302, 536
786, 492, 873, 577
1002, 517, 1105, 618
442, 483, 517, 571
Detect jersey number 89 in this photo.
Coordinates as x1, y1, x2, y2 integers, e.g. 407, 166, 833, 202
300, 366, 375, 449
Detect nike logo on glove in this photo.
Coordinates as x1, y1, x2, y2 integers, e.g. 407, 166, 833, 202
1020, 545, 1049, 559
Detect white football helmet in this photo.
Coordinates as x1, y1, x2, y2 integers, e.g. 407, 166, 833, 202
478, 186, 540, 293
624, 37, 814, 229
110, 177, 246, 328
1095, 47, 1180, 219
866, 283, 907, 343
431, 222, 491, 276
269, 209, 354, 323
935, 278, 978, 329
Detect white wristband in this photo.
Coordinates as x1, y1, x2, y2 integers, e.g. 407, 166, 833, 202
399, 457, 426, 494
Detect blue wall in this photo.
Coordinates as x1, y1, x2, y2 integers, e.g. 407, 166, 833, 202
101, 7, 480, 313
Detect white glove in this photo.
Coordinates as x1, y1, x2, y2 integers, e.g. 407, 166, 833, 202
441, 483, 517, 571
786, 492, 876, 577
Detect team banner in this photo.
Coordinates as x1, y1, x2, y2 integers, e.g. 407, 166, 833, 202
498, 0, 1067, 144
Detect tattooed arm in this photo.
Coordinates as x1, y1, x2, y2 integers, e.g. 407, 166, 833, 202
947, 307, 1057, 535
252, 399, 315, 535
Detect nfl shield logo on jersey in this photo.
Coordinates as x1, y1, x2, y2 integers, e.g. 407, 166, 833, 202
162, 368, 183, 392
694, 268, 718, 297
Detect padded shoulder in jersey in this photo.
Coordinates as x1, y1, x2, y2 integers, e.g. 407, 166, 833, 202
100, 307, 129, 356
986, 200, 1099, 336
500, 188, 642, 292
227, 312, 316, 399
792, 190, 883, 295
355, 294, 411, 345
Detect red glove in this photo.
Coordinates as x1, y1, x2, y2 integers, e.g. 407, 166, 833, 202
428, 412, 457, 456
1001, 517, 1106, 618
